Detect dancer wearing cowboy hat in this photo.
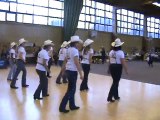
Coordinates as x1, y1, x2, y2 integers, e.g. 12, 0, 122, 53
10, 38, 29, 89
107, 38, 128, 102
56, 41, 69, 84
80, 39, 94, 91
59, 35, 83, 113
33, 40, 54, 100
7, 42, 17, 81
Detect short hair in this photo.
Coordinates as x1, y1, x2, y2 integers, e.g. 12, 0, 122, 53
113, 46, 122, 51
70, 42, 77, 47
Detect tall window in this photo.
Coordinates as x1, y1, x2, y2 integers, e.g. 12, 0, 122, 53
117, 9, 144, 36
0, 0, 64, 26
147, 17, 160, 38
78, 0, 113, 32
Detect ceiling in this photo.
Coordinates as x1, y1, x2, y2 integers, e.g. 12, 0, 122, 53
93, 0, 160, 18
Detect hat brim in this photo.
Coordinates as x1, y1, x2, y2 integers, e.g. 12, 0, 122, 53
84, 41, 94, 47
19, 40, 27, 46
70, 39, 82, 43
111, 42, 124, 47
43, 43, 54, 47
11, 44, 17, 48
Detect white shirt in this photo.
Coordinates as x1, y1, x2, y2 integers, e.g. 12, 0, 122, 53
66, 47, 79, 71
59, 48, 67, 61
109, 50, 124, 64
36, 49, 50, 71
17, 46, 26, 61
81, 48, 94, 64
9, 48, 16, 58
48, 47, 53, 58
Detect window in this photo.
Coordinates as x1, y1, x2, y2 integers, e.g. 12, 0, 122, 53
17, 14, 33, 23
147, 17, 160, 38
0, 12, 6, 21
34, 6, 48, 16
34, 0, 48, 7
0, 2, 9, 10
17, 0, 34, 5
49, 9, 62, 17
7, 13, 15, 21
117, 9, 144, 36
78, 0, 113, 32
34, 16, 47, 25
17, 4, 33, 14
49, 0, 63, 9
78, 21, 85, 29
10, 2, 17, 12
48, 17, 62, 26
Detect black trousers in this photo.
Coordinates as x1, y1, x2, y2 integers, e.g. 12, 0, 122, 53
47, 58, 52, 76
107, 64, 122, 100
59, 70, 77, 110
11, 59, 27, 86
80, 64, 90, 90
56, 60, 67, 83
34, 69, 48, 97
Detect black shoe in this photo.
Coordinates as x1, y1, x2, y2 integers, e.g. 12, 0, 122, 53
34, 96, 43, 100
56, 82, 62, 84
7, 79, 12, 81
107, 98, 115, 103
10, 85, 18, 89
43, 94, 49, 97
70, 106, 80, 110
59, 109, 69, 113
22, 84, 29, 87
115, 97, 120, 101
47, 76, 52, 78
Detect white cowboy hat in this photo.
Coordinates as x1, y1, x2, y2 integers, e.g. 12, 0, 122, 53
43, 39, 54, 46
19, 38, 27, 45
70, 35, 82, 43
61, 41, 68, 48
111, 38, 124, 47
83, 39, 94, 47
67, 40, 71, 45
10, 42, 17, 48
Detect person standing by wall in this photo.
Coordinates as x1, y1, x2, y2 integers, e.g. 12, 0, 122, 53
147, 53, 153, 67
56, 41, 69, 84
10, 38, 29, 89
80, 39, 94, 91
59, 36, 83, 113
47, 45, 54, 78
107, 38, 128, 102
34, 40, 54, 100
101, 46, 106, 64
7, 42, 17, 81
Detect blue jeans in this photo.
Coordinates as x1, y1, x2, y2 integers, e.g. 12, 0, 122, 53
80, 63, 90, 90
34, 69, 48, 97
59, 70, 77, 110
7, 59, 17, 80
11, 59, 27, 86
107, 64, 122, 99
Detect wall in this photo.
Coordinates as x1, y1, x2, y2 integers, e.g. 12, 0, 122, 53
0, 22, 160, 54
0, 22, 63, 51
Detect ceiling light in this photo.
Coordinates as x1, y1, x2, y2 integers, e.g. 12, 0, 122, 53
152, 2, 160, 7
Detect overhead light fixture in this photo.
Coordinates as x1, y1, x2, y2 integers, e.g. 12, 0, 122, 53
152, 2, 160, 7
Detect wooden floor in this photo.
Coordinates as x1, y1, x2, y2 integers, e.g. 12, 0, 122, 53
0, 65, 160, 120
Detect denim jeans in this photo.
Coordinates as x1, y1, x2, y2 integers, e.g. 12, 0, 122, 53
7, 59, 17, 80
59, 70, 77, 110
34, 69, 48, 97
80, 63, 90, 90
107, 64, 122, 99
11, 59, 27, 86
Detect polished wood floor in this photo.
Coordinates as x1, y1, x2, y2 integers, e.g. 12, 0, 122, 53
0, 65, 160, 120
